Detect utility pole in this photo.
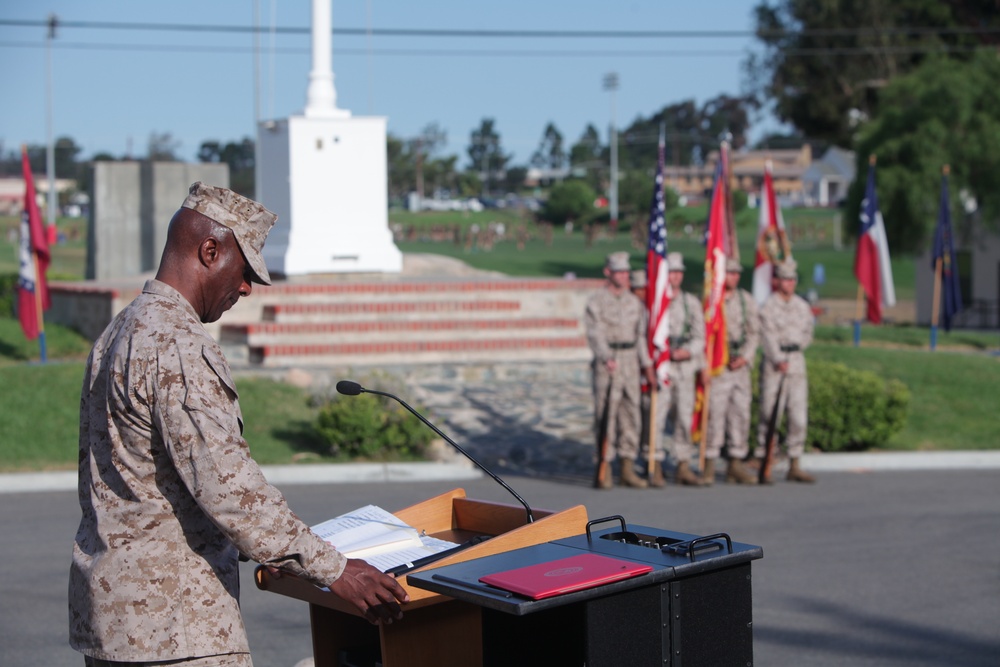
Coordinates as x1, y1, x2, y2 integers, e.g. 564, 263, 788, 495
603, 72, 619, 235
45, 14, 58, 245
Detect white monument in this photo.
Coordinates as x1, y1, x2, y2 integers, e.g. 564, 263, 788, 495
256, 0, 402, 275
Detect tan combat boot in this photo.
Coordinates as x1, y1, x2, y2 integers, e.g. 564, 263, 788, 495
701, 458, 716, 486
675, 461, 704, 487
621, 459, 649, 488
786, 458, 816, 483
649, 461, 667, 488
726, 459, 758, 485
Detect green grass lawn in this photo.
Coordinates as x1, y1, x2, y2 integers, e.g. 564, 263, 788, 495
807, 344, 1000, 450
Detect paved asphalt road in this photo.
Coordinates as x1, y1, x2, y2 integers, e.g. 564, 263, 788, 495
3, 469, 998, 667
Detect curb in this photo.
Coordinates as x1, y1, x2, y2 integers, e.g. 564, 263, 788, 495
0, 462, 482, 495
2, 452, 998, 494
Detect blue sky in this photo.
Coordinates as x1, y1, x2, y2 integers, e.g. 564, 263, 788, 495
1, 1, 779, 167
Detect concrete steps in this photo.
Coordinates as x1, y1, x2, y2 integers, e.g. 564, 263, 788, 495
219, 276, 603, 367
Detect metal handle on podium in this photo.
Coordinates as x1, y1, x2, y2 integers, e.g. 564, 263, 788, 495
665, 532, 733, 561
585, 515, 640, 544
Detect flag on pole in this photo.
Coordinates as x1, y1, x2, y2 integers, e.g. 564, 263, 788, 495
691, 159, 730, 444
16, 146, 51, 342
932, 172, 963, 332
853, 158, 897, 324
645, 128, 671, 385
752, 161, 791, 304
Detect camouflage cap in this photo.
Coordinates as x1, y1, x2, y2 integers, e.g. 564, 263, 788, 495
606, 251, 631, 272
630, 269, 647, 289
181, 182, 277, 285
666, 251, 685, 272
775, 259, 798, 280
726, 257, 743, 273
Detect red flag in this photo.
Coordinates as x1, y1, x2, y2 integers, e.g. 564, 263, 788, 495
16, 146, 51, 341
691, 159, 730, 442
645, 130, 671, 384
752, 161, 791, 304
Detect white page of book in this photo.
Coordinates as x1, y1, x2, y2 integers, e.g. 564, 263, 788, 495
310, 504, 422, 558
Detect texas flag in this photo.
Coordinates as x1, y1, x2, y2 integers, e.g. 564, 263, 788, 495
853, 159, 896, 324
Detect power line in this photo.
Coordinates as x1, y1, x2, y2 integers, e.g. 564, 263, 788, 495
0, 40, 989, 59
2, 18, 1000, 39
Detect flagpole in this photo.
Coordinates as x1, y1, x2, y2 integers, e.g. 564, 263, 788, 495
33, 256, 48, 363
930, 164, 950, 351
930, 258, 942, 351
647, 389, 657, 477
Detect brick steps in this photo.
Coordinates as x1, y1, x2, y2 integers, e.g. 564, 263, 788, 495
215, 276, 601, 366
221, 317, 581, 346
247, 336, 590, 367
262, 299, 522, 323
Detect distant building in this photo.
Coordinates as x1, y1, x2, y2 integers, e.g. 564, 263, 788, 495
662, 145, 815, 205
802, 147, 856, 207
0, 176, 76, 216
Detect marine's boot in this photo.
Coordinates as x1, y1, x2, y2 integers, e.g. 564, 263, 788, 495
649, 461, 667, 488
725, 459, 758, 485
786, 458, 816, 484
675, 461, 704, 487
701, 458, 717, 486
620, 459, 649, 488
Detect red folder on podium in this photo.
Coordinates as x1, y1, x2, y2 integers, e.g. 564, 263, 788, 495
479, 553, 652, 600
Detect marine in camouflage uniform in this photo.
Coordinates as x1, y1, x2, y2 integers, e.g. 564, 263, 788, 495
585, 252, 655, 489
755, 259, 816, 483
69, 183, 408, 666
705, 259, 759, 485
662, 252, 707, 486
631, 270, 668, 488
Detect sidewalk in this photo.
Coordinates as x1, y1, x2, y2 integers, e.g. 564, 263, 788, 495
3, 450, 999, 494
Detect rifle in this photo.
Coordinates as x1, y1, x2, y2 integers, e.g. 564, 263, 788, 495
594, 370, 615, 488
759, 373, 787, 485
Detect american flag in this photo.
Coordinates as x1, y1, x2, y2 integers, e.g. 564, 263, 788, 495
645, 130, 671, 384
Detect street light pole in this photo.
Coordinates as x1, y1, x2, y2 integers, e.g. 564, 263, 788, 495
603, 72, 619, 235
45, 14, 58, 245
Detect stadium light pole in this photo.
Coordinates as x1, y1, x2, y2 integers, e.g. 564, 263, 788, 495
603, 72, 619, 234
45, 14, 58, 245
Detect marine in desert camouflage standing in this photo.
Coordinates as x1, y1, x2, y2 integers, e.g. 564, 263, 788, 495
754, 259, 817, 483
705, 259, 759, 485
69, 183, 408, 666
584, 252, 657, 489
662, 252, 707, 486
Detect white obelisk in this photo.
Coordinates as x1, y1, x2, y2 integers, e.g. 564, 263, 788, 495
256, 0, 402, 276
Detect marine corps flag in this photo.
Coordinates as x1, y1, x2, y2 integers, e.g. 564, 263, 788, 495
752, 161, 791, 304
691, 158, 730, 449
16, 146, 51, 353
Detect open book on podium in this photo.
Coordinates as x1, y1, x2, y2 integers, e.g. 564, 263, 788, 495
254, 488, 589, 667
310, 504, 459, 573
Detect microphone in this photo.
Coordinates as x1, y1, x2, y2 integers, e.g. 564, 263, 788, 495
335, 380, 534, 524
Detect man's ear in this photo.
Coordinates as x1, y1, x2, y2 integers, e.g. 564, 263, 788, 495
199, 237, 220, 268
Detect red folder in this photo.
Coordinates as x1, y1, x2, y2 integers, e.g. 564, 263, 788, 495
479, 553, 652, 600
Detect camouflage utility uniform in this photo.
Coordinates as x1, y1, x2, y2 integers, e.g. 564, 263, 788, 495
706, 287, 759, 460
584, 288, 652, 463
756, 291, 814, 459
70, 280, 346, 664
665, 290, 705, 463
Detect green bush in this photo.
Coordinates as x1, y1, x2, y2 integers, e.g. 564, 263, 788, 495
312, 373, 434, 461
750, 359, 910, 453
0, 273, 17, 317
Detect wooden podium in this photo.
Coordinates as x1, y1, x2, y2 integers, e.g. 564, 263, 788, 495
254, 488, 588, 667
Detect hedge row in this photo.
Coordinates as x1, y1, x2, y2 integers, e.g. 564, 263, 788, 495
748, 360, 910, 453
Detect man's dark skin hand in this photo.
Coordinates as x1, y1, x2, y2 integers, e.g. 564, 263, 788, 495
268, 558, 410, 625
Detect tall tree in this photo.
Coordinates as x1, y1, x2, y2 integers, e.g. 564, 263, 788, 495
745, 0, 1000, 146
569, 124, 604, 191
530, 122, 566, 171
467, 118, 510, 196
846, 51, 1000, 253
